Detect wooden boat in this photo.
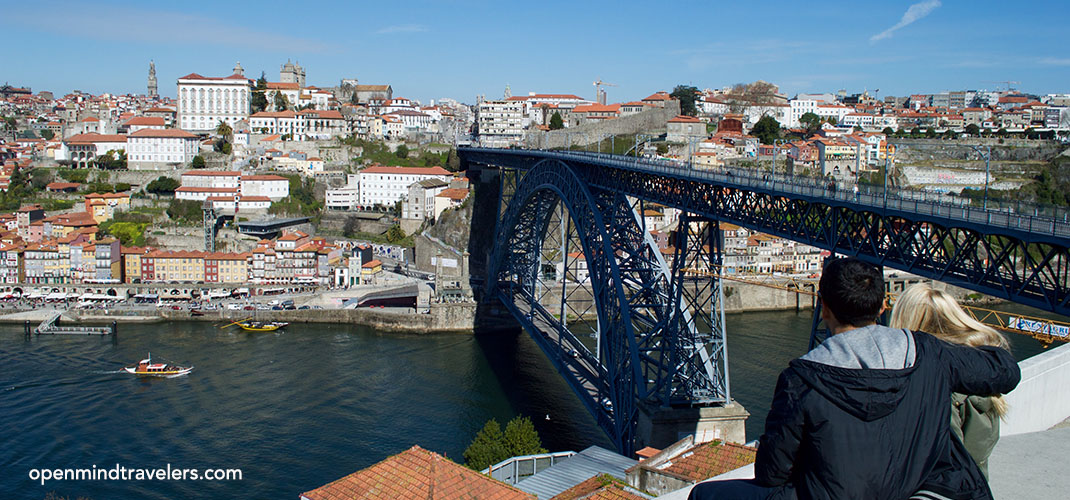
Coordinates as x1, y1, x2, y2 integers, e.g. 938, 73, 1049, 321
123, 353, 193, 377
237, 321, 288, 332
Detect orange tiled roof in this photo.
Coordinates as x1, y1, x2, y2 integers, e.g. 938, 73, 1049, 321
300, 445, 534, 500
550, 474, 648, 500
660, 441, 756, 482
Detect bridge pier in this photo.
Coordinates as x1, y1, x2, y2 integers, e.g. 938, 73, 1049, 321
636, 402, 750, 450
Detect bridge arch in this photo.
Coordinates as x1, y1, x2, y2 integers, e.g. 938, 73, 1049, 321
487, 159, 642, 448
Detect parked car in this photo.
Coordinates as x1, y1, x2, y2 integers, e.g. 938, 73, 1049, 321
243, 305, 255, 311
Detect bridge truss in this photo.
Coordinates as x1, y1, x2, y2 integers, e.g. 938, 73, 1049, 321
461, 147, 1070, 453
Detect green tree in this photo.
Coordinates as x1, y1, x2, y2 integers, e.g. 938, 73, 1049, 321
670, 85, 700, 116
40, 129, 54, 140
395, 144, 409, 159
502, 416, 547, 457
30, 169, 52, 190
191, 155, 206, 168
996, 127, 1008, 138
146, 176, 180, 196
166, 199, 204, 224
251, 73, 269, 113
385, 224, 406, 243
751, 115, 781, 145
881, 127, 895, 136
100, 221, 148, 246
799, 112, 822, 135
964, 124, 980, 136
216, 120, 233, 142
463, 419, 508, 471
445, 148, 462, 172
549, 111, 564, 130
273, 91, 291, 111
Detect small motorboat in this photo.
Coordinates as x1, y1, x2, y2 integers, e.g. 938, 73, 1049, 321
190, 309, 205, 317
237, 321, 288, 332
123, 353, 193, 377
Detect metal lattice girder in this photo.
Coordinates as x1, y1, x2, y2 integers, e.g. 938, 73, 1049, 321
461, 148, 1070, 316
485, 160, 638, 453
666, 214, 729, 405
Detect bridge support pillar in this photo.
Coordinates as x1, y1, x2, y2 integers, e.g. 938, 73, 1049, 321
635, 401, 750, 450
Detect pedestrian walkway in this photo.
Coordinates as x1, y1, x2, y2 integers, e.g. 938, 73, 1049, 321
988, 419, 1070, 499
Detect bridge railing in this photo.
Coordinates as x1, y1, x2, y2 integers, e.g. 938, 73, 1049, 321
482, 148, 1070, 237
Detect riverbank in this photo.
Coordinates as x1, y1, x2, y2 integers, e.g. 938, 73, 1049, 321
0, 303, 480, 333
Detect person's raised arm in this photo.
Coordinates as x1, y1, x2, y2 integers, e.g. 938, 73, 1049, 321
935, 336, 1021, 396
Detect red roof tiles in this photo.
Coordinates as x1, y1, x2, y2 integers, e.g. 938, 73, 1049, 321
300, 445, 534, 500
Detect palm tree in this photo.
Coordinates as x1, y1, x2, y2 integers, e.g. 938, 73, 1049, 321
216, 120, 233, 142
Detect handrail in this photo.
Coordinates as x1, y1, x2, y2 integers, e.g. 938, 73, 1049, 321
461, 147, 1070, 237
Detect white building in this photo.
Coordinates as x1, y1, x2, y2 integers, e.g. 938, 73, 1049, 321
180, 170, 241, 189
326, 186, 359, 210
240, 175, 290, 201
402, 178, 448, 221
126, 129, 200, 170
177, 68, 253, 133
176, 186, 239, 201
61, 133, 127, 168
477, 99, 525, 147
788, 98, 819, 128
358, 165, 452, 208
249, 109, 345, 140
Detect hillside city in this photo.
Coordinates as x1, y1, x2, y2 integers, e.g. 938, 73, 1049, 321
0, 61, 1068, 293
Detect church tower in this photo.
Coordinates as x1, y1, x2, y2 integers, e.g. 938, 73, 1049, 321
233, 61, 245, 77
147, 60, 158, 97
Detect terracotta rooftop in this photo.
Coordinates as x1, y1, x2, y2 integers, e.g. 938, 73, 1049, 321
299, 445, 534, 500
657, 441, 756, 482
550, 474, 648, 500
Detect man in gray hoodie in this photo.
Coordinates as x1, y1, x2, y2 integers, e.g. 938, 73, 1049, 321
689, 257, 1020, 500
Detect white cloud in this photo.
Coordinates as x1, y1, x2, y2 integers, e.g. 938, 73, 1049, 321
1039, 57, 1070, 66
7, 3, 329, 52
870, 0, 942, 42
376, 24, 428, 35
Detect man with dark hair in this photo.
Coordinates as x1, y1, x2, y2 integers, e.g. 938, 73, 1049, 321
689, 257, 1020, 500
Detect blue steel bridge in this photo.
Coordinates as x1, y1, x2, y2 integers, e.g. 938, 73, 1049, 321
458, 147, 1070, 454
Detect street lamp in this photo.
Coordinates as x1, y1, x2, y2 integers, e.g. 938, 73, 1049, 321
968, 145, 992, 210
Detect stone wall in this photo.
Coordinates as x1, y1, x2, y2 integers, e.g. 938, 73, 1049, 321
524, 101, 682, 149
1001, 341, 1070, 436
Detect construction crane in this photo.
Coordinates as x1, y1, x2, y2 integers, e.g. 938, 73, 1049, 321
682, 267, 1070, 346
593, 79, 617, 104
983, 80, 1021, 92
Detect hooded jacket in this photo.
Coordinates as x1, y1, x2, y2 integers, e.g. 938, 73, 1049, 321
754, 325, 1020, 500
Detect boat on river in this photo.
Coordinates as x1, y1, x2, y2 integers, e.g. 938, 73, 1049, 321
237, 321, 288, 332
123, 353, 193, 377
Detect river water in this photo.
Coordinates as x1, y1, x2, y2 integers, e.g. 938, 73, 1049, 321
0, 308, 1052, 499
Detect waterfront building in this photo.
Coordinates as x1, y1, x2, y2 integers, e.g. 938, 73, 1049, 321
0, 242, 23, 283
121, 246, 150, 283
358, 165, 452, 208
94, 237, 120, 281
177, 67, 253, 133
204, 252, 250, 283
126, 128, 200, 170
141, 250, 206, 283
22, 242, 64, 284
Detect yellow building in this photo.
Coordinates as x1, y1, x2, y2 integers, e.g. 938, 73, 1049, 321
144, 250, 205, 283
122, 246, 150, 283
205, 252, 249, 283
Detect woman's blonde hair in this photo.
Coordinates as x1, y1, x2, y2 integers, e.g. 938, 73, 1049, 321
889, 283, 1009, 416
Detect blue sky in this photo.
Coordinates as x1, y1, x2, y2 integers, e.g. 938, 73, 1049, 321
3, 0, 1069, 104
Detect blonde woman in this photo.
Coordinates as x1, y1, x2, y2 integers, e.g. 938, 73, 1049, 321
889, 283, 1009, 478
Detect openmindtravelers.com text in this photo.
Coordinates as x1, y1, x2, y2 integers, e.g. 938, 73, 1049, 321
28, 464, 242, 485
